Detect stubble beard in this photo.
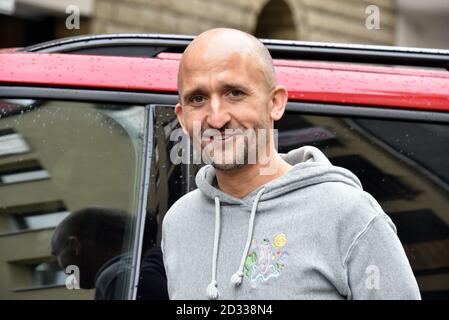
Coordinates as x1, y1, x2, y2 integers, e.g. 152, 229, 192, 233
204, 119, 271, 172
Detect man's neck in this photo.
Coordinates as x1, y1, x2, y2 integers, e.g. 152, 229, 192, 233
215, 153, 292, 199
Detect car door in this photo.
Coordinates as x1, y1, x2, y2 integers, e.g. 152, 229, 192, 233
0, 85, 184, 300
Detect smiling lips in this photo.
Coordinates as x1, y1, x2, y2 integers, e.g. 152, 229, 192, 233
210, 133, 237, 142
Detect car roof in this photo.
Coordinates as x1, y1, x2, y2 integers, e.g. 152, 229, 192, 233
20, 33, 449, 69
1, 34, 449, 112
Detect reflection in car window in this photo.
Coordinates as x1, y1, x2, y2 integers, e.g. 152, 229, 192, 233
275, 111, 449, 299
0, 99, 148, 299
147, 106, 187, 245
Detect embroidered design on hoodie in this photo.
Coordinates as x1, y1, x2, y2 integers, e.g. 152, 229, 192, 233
243, 233, 289, 283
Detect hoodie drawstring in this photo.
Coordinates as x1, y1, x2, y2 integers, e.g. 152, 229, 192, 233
206, 188, 266, 299
206, 197, 221, 299
230, 188, 265, 287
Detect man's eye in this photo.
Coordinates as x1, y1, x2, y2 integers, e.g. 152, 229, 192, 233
229, 89, 244, 97
190, 96, 205, 104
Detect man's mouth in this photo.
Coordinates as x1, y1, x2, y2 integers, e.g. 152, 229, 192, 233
210, 133, 237, 142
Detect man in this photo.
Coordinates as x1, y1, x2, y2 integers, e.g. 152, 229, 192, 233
162, 28, 420, 300
51, 206, 130, 295
51, 206, 168, 300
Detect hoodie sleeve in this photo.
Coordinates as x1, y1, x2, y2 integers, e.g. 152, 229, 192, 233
344, 213, 421, 300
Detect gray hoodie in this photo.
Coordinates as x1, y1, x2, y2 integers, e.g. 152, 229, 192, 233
161, 146, 421, 300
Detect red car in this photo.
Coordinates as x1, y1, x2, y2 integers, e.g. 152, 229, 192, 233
0, 34, 448, 300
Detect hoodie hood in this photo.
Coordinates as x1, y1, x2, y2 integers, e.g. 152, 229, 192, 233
194, 146, 363, 299
195, 145, 363, 205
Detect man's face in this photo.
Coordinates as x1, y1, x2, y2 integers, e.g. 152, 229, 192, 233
51, 231, 96, 289
51, 232, 78, 270
176, 50, 274, 170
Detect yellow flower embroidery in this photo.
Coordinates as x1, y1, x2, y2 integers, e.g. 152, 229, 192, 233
273, 233, 287, 248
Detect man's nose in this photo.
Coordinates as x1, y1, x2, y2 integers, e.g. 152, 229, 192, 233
207, 95, 231, 129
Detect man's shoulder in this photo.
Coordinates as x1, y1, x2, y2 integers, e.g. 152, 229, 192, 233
302, 180, 397, 260
162, 189, 205, 224
308, 180, 390, 227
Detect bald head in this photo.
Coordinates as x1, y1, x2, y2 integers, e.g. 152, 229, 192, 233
178, 28, 276, 96
51, 206, 130, 252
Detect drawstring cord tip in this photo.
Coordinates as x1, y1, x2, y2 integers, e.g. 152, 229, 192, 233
207, 280, 219, 300
230, 271, 244, 287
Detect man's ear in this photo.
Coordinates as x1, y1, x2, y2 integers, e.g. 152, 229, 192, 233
67, 236, 82, 256
175, 102, 189, 135
269, 85, 288, 121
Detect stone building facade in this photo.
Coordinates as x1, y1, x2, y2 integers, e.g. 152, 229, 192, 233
92, 0, 396, 44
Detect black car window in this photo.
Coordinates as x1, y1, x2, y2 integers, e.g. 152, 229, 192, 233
146, 106, 188, 243
275, 111, 449, 300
